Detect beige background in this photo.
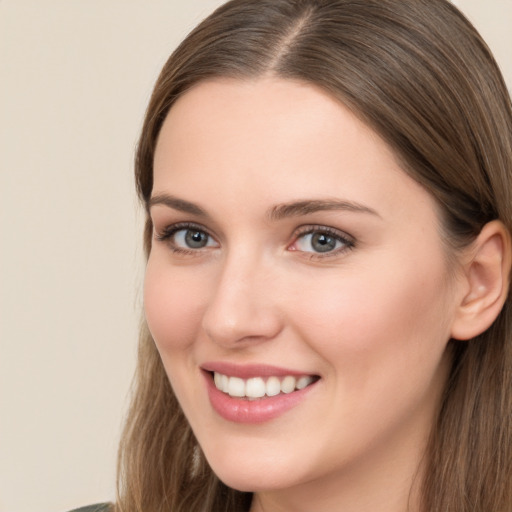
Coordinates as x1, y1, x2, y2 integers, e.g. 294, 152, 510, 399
1, 1, 510, 511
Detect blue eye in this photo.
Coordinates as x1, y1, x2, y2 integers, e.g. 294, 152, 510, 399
156, 224, 218, 252
292, 228, 353, 255
173, 228, 215, 249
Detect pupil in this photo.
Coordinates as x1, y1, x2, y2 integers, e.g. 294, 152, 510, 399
185, 230, 207, 248
312, 232, 336, 253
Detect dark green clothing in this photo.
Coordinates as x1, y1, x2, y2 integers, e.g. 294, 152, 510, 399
68, 504, 110, 512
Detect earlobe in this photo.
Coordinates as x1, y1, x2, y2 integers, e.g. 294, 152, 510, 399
450, 220, 511, 341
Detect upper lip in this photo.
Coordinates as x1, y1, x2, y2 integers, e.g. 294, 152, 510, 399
201, 361, 317, 379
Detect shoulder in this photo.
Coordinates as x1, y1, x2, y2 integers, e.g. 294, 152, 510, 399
67, 505, 111, 512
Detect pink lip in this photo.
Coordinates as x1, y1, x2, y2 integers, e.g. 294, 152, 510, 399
201, 364, 319, 424
201, 361, 311, 379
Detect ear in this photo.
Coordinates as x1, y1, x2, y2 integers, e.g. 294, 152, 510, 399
450, 220, 511, 341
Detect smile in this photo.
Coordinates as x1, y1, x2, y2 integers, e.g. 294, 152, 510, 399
201, 363, 321, 423
213, 372, 317, 399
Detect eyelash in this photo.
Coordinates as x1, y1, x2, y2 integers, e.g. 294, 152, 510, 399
154, 222, 355, 259
154, 222, 216, 256
290, 225, 355, 259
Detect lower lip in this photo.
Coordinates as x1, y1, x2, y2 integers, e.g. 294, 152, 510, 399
203, 372, 318, 424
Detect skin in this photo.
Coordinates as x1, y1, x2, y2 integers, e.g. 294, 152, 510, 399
145, 77, 465, 512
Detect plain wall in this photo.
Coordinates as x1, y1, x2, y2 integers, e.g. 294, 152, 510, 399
1, 1, 510, 511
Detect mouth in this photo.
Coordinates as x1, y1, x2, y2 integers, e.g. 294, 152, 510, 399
201, 362, 321, 423
210, 371, 319, 400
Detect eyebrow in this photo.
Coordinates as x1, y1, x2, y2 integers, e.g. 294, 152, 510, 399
149, 194, 209, 217
149, 193, 380, 220
268, 199, 381, 221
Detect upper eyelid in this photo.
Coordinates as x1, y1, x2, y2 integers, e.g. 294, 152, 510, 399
154, 222, 217, 243
156, 222, 352, 236
152, 216, 220, 238
156, 221, 212, 235
293, 224, 354, 241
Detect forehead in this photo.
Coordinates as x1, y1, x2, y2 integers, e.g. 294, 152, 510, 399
153, 77, 437, 226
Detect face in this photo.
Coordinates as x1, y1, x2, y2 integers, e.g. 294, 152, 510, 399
145, 78, 461, 504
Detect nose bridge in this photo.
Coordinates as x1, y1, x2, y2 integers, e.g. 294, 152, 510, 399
201, 248, 281, 347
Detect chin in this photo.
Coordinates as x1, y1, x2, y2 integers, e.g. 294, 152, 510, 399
215, 468, 292, 493
203, 448, 307, 493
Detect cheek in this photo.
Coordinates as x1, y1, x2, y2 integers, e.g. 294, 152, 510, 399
143, 255, 207, 352
290, 256, 454, 377
286, 259, 455, 449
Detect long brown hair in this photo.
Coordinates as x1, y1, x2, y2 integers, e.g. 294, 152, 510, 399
115, 1, 512, 510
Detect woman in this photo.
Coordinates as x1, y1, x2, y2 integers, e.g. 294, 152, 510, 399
79, 0, 512, 510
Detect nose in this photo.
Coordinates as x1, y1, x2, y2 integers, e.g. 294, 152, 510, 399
201, 253, 283, 348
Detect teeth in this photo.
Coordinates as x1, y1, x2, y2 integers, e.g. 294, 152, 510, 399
214, 372, 222, 389
213, 372, 316, 398
228, 377, 245, 397
281, 376, 296, 394
296, 376, 314, 389
266, 376, 281, 397
221, 374, 229, 393
246, 377, 266, 398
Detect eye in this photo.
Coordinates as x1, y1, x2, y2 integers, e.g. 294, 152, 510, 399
174, 228, 215, 249
155, 223, 218, 252
289, 227, 354, 255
